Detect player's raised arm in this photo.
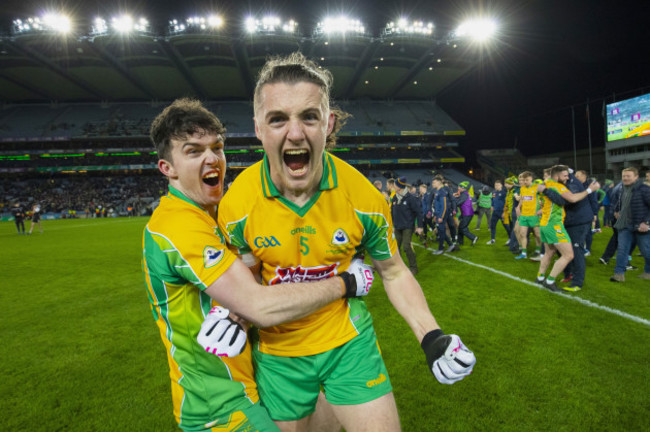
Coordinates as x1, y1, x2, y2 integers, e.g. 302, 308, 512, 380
372, 254, 476, 384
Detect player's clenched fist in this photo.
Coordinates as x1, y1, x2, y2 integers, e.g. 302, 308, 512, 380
342, 258, 374, 297
197, 306, 247, 357
421, 330, 476, 384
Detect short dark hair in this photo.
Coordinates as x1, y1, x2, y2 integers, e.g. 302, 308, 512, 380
550, 165, 569, 177
150, 98, 225, 161
494, 179, 503, 185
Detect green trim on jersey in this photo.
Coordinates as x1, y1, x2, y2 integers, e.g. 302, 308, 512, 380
224, 215, 252, 254
356, 210, 393, 261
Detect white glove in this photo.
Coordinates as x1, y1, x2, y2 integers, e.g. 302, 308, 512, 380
421, 330, 476, 384
197, 306, 247, 357
344, 258, 374, 297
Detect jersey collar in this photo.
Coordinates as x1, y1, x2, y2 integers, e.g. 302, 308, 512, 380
167, 184, 204, 211
260, 152, 338, 198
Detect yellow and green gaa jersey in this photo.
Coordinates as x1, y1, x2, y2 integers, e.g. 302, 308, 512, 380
519, 185, 539, 216
142, 186, 258, 430
218, 153, 397, 357
540, 180, 568, 226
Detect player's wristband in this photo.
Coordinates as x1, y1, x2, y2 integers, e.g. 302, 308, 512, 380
586, 187, 593, 194
421, 329, 447, 365
339, 272, 358, 298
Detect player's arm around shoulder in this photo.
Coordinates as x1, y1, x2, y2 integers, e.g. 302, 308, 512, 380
372, 254, 476, 384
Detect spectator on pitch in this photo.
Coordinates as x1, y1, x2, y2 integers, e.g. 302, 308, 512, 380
454, 181, 478, 246
143, 97, 375, 431
599, 180, 626, 266
373, 179, 383, 192
391, 177, 425, 275
419, 183, 435, 246
443, 180, 459, 247
514, 171, 542, 260
560, 169, 599, 291
431, 176, 456, 254
645, 170, 650, 186
573, 170, 600, 257
610, 167, 650, 282
487, 179, 508, 244
475, 186, 492, 230
602, 180, 615, 227
28, 203, 43, 234
535, 165, 600, 292
12, 202, 25, 234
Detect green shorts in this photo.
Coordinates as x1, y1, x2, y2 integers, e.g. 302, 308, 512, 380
253, 328, 392, 421
186, 402, 278, 432
540, 223, 570, 244
518, 215, 540, 228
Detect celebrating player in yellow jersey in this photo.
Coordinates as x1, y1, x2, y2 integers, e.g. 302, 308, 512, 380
515, 171, 542, 260
143, 99, 375, 431
213, 53, 475, 432
535, 165, 600, 292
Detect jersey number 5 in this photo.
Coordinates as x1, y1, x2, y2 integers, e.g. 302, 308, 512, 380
300, 236, 310, 256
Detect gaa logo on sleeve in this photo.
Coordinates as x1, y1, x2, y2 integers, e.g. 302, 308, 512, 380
203, 246, 224, 268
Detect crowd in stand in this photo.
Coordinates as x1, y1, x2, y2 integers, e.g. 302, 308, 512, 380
373, 167, 650, 289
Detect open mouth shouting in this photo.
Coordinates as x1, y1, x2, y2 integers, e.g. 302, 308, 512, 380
284, 149, 310, 176
202, 170, 221, 187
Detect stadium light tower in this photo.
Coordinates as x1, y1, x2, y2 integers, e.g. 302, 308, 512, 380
168, 15, 224, 34
382, 18, 434, 37
12, 13, 72, 35
453, 18, 498, 42
90, 14, 150, 36
244, 15, 298, 35
313, 16, 366, 37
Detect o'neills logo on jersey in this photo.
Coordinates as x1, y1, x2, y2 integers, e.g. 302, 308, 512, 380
291, 226, 316, 235
331, 228, 349, 245
269, 264, 338, 285
523, 196, 533, 201
203, 246, 224, 268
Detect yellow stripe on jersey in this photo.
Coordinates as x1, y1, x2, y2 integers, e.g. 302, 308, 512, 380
218, 153, 397, 357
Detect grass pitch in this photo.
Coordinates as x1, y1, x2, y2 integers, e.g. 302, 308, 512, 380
1, 217, 649, 431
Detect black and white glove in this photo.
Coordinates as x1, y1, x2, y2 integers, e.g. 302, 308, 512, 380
421, 329, 476, 384
339, 258, 374, 298
197, 306, 247, 357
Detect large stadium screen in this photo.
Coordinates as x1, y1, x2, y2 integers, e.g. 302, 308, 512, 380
606, 93, 650, 141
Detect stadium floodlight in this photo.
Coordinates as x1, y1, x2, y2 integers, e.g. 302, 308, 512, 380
314, 16, 366, 37
109, 15, 150, 34
92, 17, 108, 35
244, 15, 298, 35
382, 18, 433, 37
12, 13, 72, 35
168, 14, 224, 34
453, 18, 497, 42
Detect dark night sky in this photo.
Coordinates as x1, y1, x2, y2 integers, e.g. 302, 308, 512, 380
2, 0, 649, 157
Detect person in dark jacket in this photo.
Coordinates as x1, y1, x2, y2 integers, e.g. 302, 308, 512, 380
419, 183, 435, 245
602, 180, 615, 227
391, 177, 424, 274
561, 170, 599, 291
12, 202, 25, 234
610, 167, 650, 281
575, 171, 600, 256
487, 179, 509, 244
431, 176, 455, 254
454, 181, 478, 246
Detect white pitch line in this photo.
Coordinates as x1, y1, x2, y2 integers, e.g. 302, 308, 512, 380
414, 243, 650, 327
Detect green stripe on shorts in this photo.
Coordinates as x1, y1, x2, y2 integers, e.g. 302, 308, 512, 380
253, 328, 392, 421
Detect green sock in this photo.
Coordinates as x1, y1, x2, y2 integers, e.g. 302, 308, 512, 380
537, 273, 545, 282
546, 276, 556, 284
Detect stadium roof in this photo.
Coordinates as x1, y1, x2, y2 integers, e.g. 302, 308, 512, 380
0, 31, 479, 103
